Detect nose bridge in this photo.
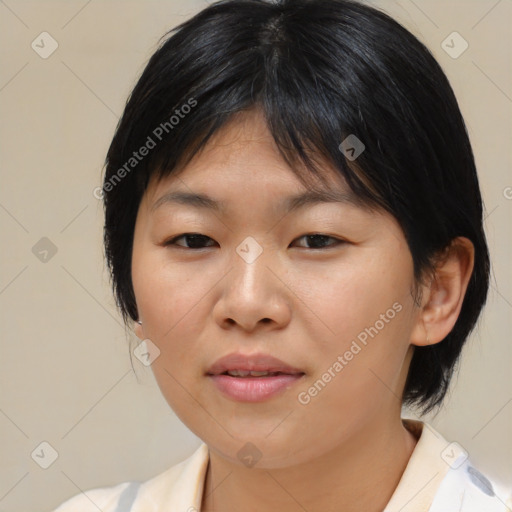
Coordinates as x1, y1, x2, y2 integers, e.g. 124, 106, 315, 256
230, 235, 272, 298
214, 234, 291, 330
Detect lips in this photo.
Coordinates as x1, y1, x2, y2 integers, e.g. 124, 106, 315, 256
206, 352, 305, 376
206, 352, 306, 402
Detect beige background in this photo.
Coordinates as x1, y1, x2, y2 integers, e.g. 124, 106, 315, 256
0, 1, 510, 511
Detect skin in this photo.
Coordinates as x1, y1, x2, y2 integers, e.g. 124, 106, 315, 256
132, 109, 474, 512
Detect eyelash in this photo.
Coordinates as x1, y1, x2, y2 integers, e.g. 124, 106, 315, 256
163, 233, 345, 250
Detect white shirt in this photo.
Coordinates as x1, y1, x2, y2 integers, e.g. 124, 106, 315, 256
50, 419, 512, 511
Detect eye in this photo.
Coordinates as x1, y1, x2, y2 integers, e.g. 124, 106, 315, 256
164, 233, 216, 249
163, 233, 344, 250
292, 234, 344, 249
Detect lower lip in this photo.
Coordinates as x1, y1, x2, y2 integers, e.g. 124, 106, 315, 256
208, 373, 305, 402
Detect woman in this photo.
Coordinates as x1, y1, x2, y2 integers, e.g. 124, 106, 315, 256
52, 0, 511, 510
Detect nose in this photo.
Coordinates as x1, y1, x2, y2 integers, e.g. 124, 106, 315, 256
212, 240, 292, 332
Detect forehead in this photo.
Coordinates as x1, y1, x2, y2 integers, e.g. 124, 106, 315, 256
144, 109, 362, 213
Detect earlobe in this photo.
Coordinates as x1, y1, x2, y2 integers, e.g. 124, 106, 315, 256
134, 319, 144, 339
411, 237, 475, 347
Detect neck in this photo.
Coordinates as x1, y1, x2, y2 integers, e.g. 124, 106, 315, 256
201, 415, 419, 512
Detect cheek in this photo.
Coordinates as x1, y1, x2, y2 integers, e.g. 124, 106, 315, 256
131, 248, 218, 416
295, 250, 415, 399
296, 248, 414, 347
133, 255, 211, 424
132, 245, 216, 342
150, 356, 214, 444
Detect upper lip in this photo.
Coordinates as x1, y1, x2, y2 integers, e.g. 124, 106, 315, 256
206, 352, 305, 375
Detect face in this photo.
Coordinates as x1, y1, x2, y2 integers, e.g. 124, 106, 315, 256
132, 109, 422, 469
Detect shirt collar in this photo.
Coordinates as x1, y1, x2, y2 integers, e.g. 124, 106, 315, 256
133, 419, 451, 511
383, 418, 452, 512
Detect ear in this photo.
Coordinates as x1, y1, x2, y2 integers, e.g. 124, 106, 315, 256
410, 237, 475, 347
134, 320, 144, 340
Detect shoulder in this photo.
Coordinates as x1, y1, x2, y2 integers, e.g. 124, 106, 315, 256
428, 457, 512, 512
49, 443, 209, 512
395, 419, 511, 512
50, 480, 140, 512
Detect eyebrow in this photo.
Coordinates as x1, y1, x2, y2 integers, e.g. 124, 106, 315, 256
150, 188, 363, 215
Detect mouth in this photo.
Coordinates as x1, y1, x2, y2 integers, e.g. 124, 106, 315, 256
206, 351, 305, 376
207, 372, 305, 402
206, 352, 305, 402
216, 370, 302, 377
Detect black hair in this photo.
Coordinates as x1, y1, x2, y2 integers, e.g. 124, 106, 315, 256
102, 0, 490, 415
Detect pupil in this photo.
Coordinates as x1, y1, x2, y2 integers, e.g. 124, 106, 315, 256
308, 235, 329, 248
187, 235, 208, 248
